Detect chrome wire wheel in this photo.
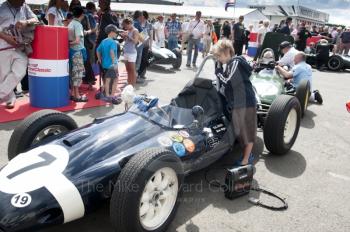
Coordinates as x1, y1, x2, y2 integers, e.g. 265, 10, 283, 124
32, 125, 68, 145
139, 167, 179, 231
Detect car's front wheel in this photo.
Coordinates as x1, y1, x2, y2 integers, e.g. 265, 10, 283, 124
8, 110, 77, 160
263, 95, 301, 155
110, 148, 184, 232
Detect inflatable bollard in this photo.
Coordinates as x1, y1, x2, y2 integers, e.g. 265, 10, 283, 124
28, 25, 69, 108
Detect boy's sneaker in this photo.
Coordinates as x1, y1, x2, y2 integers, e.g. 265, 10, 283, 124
314, 90, 323, 104
234, 153, 254, 167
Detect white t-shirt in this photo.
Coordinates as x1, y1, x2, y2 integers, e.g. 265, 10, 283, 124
153, 21, 165, 40
258, 26, 269, 45
182, 21, 190, 33
187, 19, 205, 39
278, 47, 298, 67
46, 7, 64, 26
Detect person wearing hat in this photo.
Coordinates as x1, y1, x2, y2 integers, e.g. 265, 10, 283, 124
153, 15, 166, 48
96, 24, 121, 103
276, 51, 323, 104
277, 41, 299, 68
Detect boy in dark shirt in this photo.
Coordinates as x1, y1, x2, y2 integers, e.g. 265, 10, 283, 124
213, 39, 257, 166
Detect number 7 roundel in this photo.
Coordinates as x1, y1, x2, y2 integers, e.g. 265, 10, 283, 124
0, 144, 85, 223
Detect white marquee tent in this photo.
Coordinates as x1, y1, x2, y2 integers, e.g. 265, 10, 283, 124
18, 0, 267, 23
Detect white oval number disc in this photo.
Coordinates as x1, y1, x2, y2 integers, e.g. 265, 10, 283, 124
11, 193, 32, 208
0, 144, 85, 223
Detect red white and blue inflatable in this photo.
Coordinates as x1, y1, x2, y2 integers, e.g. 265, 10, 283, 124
28, 26, 69, 108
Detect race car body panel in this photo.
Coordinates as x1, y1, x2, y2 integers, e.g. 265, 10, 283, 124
251, 68, 285, 105
149, 44, 181, 67
0, 112, 164, 231
0, 103, 231, 231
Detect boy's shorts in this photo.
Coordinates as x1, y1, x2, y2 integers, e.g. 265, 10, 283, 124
231, 107, 257, 147
124, 53, 137, 63
103, 67, 119, 79
71, 51, 85, 87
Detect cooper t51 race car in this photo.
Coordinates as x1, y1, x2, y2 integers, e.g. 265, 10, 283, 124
0, 57, 301, 232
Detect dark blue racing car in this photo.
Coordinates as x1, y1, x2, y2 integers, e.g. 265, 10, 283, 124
0, 57, 301, 232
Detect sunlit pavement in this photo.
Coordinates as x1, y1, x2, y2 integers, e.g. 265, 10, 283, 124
1, 55, 350, 232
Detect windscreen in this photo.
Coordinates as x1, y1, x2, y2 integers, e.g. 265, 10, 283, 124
129, 105, 194, 128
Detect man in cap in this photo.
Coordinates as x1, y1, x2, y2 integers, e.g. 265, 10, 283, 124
276, 51, 323, 104
0, 0, 38, 109
277, 41, 299, 68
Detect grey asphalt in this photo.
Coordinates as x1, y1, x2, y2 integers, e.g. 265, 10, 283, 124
1, 56, 350, 232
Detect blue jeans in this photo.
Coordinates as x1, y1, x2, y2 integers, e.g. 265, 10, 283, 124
168, 35, 178, 51
187, 38, 200, 65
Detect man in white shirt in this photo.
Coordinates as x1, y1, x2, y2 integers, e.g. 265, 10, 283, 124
186, 11, 205, 68
0, 0, 38, 109
277, 41, 299, 68
153, 15, 166, 48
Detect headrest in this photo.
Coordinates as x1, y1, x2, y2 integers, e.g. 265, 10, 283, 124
193, 78, 213, 89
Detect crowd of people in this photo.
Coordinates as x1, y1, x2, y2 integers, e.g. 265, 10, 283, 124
0, 0, 347, 109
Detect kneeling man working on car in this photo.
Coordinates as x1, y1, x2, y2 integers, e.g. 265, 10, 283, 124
276, 51, 323, 104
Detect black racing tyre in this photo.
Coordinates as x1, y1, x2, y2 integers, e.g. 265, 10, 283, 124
110, 148, 184, 232
172, 49, 182, 69
263, 95, 301, 155
328, 55, 344, 71
295, 79, 310, 118
8, 110, 78, 160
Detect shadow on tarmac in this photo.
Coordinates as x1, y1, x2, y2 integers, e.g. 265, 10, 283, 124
149, 64, 177, 74
262, 150, 307, 179
301, 109, 317, 129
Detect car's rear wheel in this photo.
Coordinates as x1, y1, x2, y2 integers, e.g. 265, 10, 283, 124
295, 79, 310, 117
110, 148, 183, 232
328, 55, 344, 71
172, 49, 182, 69
263, 95, 301, 155
8, 110, 77, 160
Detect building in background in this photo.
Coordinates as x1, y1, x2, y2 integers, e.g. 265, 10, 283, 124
249, 5, 329, 27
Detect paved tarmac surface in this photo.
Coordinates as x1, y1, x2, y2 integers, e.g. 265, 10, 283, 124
1, 56, 350, 232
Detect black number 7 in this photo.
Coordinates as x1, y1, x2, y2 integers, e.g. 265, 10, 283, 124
7, 152, 56, 180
